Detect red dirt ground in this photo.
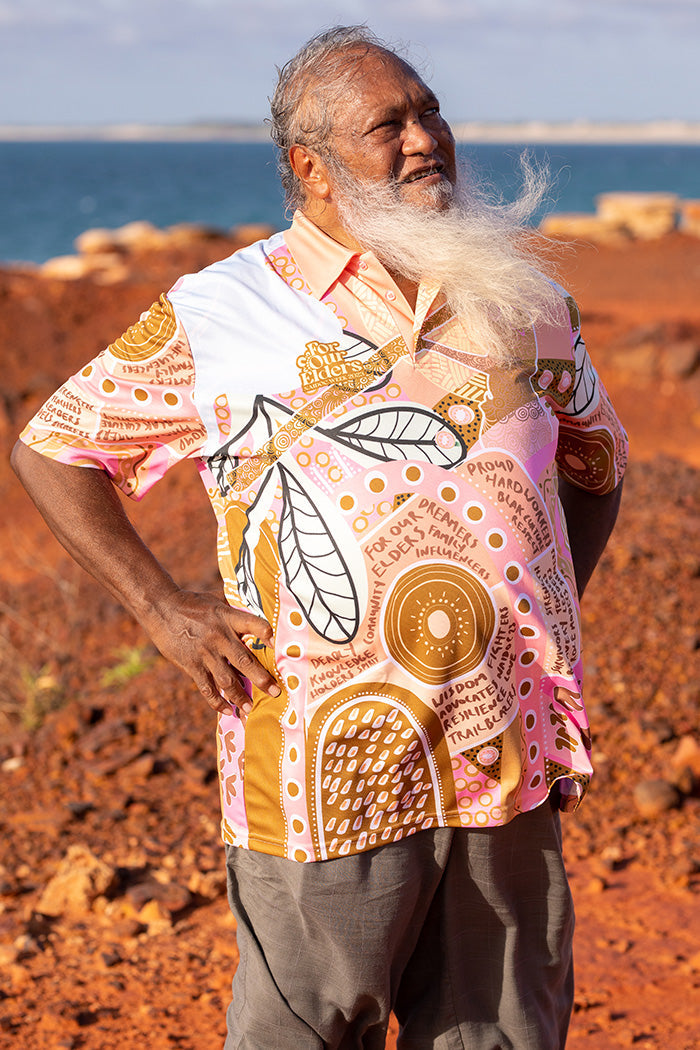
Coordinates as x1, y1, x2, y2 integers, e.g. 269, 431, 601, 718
0, 229, 698, 1049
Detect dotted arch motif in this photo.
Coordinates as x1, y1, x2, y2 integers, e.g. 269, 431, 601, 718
307, 683, 456, 860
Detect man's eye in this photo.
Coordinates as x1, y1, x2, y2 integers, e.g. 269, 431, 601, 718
368, 121, 400, 138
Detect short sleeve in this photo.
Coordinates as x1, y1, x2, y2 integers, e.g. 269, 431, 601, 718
532, 291, 628, 495
19, 294, 207, 500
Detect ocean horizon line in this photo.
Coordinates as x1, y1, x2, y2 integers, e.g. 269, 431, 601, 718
2, 119, 700, 145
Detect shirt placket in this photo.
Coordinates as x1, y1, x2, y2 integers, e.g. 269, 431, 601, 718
413, 281, 444, 351
346, 268, 444, 359
342, 270, 411, 353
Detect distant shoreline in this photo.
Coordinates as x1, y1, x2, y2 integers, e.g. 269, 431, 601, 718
3, 120, 700, 144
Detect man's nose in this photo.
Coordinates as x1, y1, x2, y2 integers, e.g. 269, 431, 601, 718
401, 119, 438, 155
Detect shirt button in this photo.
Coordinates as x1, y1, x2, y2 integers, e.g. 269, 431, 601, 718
359, 260, 368, 271
385, 290, 396, 301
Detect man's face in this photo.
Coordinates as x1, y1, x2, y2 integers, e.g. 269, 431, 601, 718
324, 51, 457, 209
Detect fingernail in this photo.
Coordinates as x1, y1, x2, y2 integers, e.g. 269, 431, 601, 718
240, 701, 253, 716
268, 684, 282, 697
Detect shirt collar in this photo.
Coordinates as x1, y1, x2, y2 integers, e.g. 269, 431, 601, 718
284, 209, 444, 346
285, 210, 359, 300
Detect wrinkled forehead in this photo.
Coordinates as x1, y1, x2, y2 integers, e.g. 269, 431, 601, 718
328, 45, 424, 85
300, 46, 430, 138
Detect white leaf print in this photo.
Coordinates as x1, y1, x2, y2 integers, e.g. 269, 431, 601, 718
278, 464, 359, 643
566, 336, 600, 418
208, 395, 294, 496
340, 331, 379, 361
319, 406, 467, 465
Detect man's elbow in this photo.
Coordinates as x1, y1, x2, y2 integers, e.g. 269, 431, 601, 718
10, 438, 54, 490
10, 439, 53, 506
11, 440, 82, 497
10, 438, 31, 484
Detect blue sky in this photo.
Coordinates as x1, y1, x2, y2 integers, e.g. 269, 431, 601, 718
1, 0, 698, 126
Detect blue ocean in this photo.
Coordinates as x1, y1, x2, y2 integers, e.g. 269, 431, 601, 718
1, 140, 699, 265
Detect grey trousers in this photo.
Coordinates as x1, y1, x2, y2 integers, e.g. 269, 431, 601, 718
224, 801, 574, 1050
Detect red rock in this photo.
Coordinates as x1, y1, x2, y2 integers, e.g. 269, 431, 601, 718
166, 222, 225, 246
230, 222, 276, 245
633, 779, 682, 818
36, 845, 117, 917
671, 734, 700, 777
39, 255, 92, 280
74, 228, 124, 255
0, 942, 20, 966
113, 221, 168, 252
125, 876, 191, 914
138, 898, 172, 931
117, 752, 157, 782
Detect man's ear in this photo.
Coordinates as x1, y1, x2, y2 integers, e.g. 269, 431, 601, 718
289, 144, 331, 203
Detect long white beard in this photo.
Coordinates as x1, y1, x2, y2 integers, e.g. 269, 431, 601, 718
332, 157, 563, 367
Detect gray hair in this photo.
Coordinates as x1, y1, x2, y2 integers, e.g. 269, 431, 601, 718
269, 25, 405, 211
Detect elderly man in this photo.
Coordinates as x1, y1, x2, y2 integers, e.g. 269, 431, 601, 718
13, 25, 626, 1050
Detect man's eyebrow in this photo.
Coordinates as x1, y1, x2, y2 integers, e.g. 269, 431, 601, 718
366, 105, 403, 127
364, 93, 441, 132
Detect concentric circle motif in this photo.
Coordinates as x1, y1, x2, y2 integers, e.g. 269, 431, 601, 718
383, 563, 496, 684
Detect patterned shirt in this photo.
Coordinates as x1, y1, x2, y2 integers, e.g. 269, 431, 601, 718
21, 211, 628, 861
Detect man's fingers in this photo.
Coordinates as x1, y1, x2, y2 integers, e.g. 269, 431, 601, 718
214, 637, 281, 702
205, 604, 280, 697
210, 656, 250, 704
144, 590, 280, 708
224, 607, 274, 644
190, 670, 235, 714
193, 666, 254, 717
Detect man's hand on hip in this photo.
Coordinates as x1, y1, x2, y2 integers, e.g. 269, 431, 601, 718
11, 441, 279, 716
143, 589, 279, 714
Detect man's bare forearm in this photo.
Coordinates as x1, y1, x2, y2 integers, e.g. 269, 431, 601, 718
11, 440, 179, 620
559, 476, 623, 599
10, 441, 280, 712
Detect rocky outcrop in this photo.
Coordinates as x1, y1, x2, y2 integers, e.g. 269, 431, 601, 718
541, 191, 694, 242
680, 200, 700, 237
40, 220, 276, 283
539, 212, 631, 244
596, 192, 679, 239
